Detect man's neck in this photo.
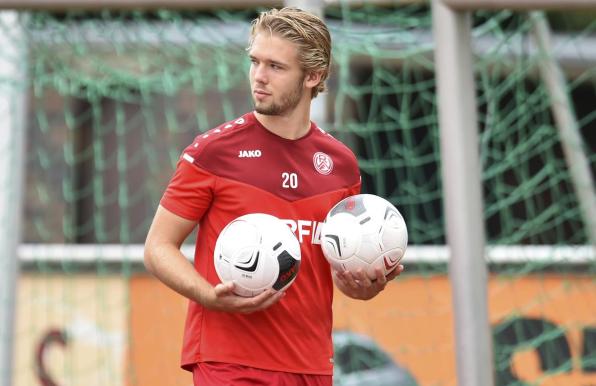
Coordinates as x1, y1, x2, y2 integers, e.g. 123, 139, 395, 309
254, 105, 312, 140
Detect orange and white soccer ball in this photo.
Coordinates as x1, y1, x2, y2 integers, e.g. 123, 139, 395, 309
321, 194, 407, 279
214, 213, 301, 297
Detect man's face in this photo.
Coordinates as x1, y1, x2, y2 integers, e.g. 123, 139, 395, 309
248, 32, 306, 116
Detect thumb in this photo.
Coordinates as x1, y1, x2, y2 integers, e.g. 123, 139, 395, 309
213, 281, 235, 296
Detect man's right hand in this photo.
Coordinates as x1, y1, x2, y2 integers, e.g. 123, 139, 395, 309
204, 282, 286, 314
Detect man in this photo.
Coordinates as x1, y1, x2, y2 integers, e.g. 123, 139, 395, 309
144, 7, 404, 386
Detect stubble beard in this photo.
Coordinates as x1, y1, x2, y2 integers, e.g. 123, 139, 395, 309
253, 78, 304, 116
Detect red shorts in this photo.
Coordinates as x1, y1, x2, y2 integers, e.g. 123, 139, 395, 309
192, 362, 332, 386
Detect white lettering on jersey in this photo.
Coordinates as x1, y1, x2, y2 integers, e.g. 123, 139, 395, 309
281, 219, 322, 244
297, 220, 311, 242
238, 150, 262, 158
281, 172, 298, 189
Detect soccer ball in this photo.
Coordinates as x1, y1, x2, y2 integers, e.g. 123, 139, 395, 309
321, 194, 408, 279
213, 213, 301, 297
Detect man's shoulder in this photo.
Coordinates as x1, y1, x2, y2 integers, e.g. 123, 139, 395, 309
183, 113, 255, 158
311, 125, 358, 160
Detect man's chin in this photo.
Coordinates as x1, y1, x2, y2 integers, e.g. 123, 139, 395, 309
255, 105, 280, 116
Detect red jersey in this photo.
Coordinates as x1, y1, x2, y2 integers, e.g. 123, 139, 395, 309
160, 111, 361, 375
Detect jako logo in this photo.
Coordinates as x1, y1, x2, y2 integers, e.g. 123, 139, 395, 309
238, 150, 262, 158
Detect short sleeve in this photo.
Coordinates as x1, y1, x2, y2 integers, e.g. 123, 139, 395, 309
160, 158, 215, 222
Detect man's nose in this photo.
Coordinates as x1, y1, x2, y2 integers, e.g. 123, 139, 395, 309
253, 64, 268, 84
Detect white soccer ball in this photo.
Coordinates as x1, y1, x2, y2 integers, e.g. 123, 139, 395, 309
321, 194, 408, 279
213, 213, 301, 297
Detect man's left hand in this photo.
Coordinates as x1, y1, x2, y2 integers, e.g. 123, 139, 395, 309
333, 265, 404, 300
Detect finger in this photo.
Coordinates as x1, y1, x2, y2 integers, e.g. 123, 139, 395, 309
334, 270, 349, 285
334, 270, 350, 285
385, 264, 404, 281
373, 268, 387, 285
354, 269, 373, 288
258, 290, 285, 310
365, 269, 385, 293
343, 271, 360, 289
242, 289, 283, 313
384, 270, 398, 281
238, 288, 275, 308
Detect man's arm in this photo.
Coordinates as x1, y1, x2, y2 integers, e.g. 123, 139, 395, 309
332, 265, 404, 301
144, 205, 284, 313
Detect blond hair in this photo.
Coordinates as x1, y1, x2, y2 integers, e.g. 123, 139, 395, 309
248, 7, 331, 99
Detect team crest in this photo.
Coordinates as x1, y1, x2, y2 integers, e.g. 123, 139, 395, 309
313, 152, 333, 175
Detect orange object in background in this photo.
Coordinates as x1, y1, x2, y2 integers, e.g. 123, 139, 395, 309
14, 272, 596, 386
126, 273, 596, 386
127, 274, 191, 386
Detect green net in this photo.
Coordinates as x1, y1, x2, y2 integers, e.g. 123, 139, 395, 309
3, 4, 595, 386
19, 7, 596, 246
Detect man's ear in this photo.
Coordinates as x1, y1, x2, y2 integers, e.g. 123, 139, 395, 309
304, 70, 323, 89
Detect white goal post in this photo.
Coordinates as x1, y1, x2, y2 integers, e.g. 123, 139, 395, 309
0, 11, 26, 386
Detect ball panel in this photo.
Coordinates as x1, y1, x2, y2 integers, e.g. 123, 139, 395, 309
216, 225, 257, 285
380, 206, 408, 251
356, 232, 382, 264
321, 213, 361, 262
357, 251, 401, 280
329, 194, 367, 217
380, 225, 408, 251
381, 248, 405, 274
214, 256, 232, 283
272, 249, 301, 291
219, 220, 260, 256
